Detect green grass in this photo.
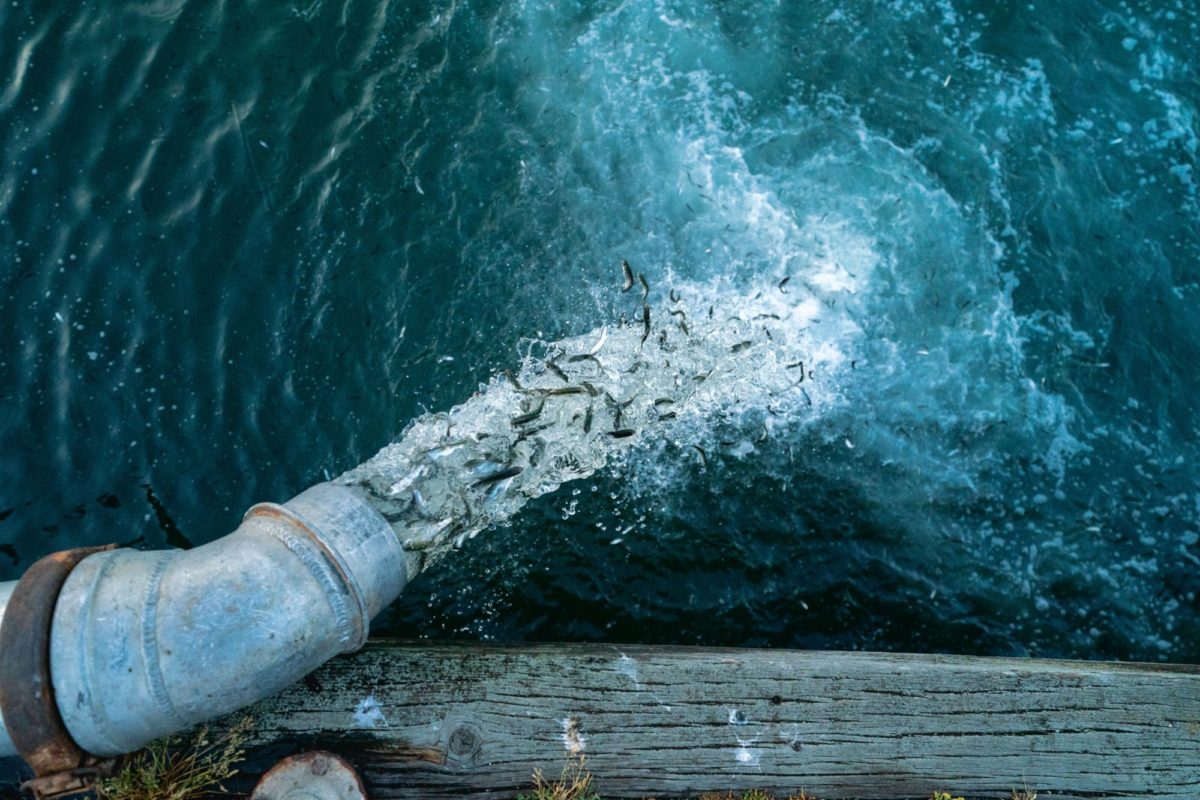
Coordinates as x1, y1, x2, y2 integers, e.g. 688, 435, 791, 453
516, 756, 601, 800
94, 717, 251, 800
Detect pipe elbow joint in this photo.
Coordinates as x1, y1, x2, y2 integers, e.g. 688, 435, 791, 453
47, 483, 406, 756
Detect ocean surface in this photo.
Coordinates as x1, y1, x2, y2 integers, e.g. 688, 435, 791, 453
1, 0, 1198, 663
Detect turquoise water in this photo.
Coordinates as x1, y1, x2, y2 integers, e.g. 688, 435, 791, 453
1, 0, 1197, 662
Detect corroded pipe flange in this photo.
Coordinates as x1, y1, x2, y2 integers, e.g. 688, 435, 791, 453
0, 545, 118, 798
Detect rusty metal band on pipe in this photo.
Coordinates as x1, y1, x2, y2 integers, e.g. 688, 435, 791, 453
0, 545, 118, 797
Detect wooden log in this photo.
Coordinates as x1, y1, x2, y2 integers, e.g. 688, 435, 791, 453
236, 640, 1200, 800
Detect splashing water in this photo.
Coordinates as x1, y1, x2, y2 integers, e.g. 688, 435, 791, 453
341, 217, 1072, 588
340, 271, 848, 579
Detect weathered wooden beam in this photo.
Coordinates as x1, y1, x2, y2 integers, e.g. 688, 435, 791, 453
237, 640, 1200, 800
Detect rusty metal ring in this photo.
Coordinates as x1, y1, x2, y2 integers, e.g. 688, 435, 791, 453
0, 545, 114, 783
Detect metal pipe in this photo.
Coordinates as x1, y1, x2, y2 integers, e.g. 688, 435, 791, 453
0, 580, 15, 758
0, 482, 408, 762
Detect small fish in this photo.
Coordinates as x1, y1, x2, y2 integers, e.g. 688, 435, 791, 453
423, 441, 468, 459
605, 392, 634, 429
511, 398, 545, 426
609, 429, 636, 438
543, 386, 586, 396
778, 276, 790, 293
669, 288, 681, 303
568, 353, 602, 365
579, 381, 601, 396
653, 398, 675, 408
754, 313, 780, 320
605, 392, 635, 409
404, 519, 453, 550
387, 464, 428, 495
669, 309, 687, 318
515, 422, 552, 443
657, 411, 677, 421
621, 260, 634, 291
583, 404, 594, 433
589, 326, 608, 355
692, 445, 708, 467
472, 466, 523, 487
638, 273, 649, 302
465, 457, 501, 470
731, 340, 753, 353
545, 360, 570, 382
504, 369, 526, 391
641, 304, 651, 344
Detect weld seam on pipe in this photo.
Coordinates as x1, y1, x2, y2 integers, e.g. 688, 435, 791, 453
75, 549, 114, 743
140, 551, 186, 728
255, 502, 371, 649
267, 524, 363, 651
248, 501, 373, 650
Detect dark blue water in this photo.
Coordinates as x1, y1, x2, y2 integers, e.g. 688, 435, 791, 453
1, 0, 1198, 662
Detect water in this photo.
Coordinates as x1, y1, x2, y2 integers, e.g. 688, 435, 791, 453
1, 0, 1197, 663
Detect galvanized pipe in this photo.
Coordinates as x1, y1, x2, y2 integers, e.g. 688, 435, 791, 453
0, 482, 408, 761
0, 580, 15, 758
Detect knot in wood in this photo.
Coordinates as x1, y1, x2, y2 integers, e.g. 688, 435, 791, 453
447, 723, 482, 761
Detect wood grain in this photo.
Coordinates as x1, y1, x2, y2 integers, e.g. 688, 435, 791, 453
234, 640, 1200, 799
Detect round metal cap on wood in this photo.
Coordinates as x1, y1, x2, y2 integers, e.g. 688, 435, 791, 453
250, 751, 368, 800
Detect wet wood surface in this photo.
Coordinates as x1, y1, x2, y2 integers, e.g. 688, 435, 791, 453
236, 639, 1200, 800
